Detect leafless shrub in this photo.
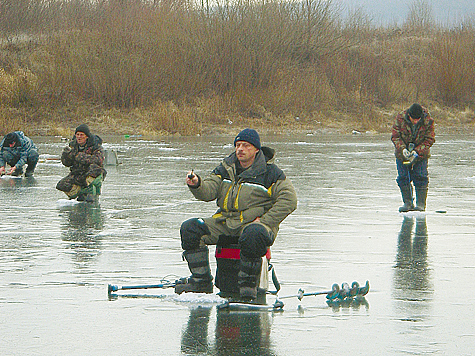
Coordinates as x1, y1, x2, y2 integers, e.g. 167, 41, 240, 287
0, 0, 474, 134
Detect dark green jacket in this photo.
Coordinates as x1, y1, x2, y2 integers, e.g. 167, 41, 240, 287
190, 146, 297, 235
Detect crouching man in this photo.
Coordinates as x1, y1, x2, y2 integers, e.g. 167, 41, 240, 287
176, 128, 297, 301
0, 131, 39, 177
56, 124, 106, 202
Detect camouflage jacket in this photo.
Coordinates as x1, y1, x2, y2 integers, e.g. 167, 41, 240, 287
189, 146, 297, 236
61, 134, 106, 180
391, 107, 435, 161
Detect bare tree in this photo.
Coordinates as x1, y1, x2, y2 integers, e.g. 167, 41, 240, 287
404, 0, 435, 34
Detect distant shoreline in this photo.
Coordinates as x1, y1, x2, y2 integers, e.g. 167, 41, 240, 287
26, 120, 475, 140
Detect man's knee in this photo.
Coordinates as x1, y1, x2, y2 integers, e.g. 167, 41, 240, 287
3, 151, 18, 166
413, 178, 428, 188
56, 176, 73, 192
180, 218, 210, 251
412, 160, 428, 187
239, 224, 273, 259
28, 150, 39, 164
396, 173, 411, 187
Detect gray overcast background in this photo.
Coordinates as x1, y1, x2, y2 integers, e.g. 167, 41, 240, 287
337, 0, 475, 25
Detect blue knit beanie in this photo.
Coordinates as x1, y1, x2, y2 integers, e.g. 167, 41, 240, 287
234, 128, 261, 150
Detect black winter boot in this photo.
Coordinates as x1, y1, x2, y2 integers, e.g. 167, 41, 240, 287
414, 187, 428, 211
398, 185, 414, 212
175, 247, 213, 294
238, 255, 262, 301
11, 167, 23, 176
25, 162, 37, 177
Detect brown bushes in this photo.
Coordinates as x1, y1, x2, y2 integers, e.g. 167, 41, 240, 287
0, 0, 474, 135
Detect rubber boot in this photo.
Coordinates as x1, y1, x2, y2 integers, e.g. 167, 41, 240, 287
85, 194, 97, 203
79, 176, 101, 203
85, 183, 98, 203
238, 255, 262, 301
414, 186, 428, 211
398, 185, 414, 212
175, 247, 213, 294
77, 194, 86, 201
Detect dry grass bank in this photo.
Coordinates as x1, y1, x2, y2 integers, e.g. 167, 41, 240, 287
1, 0, 475, 137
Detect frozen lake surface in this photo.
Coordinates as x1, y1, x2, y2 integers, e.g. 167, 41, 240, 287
1, 133, 474, 355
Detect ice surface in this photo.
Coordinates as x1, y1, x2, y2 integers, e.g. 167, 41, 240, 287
1, 133, 474, 355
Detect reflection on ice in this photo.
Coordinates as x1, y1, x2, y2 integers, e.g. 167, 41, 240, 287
394, 216, 431, 294
1, 134, 475, 355
59, 203, 105, 264
1, 176, 37, 189
181, 305, 275, 356
0, 175, 22, 180
181, 307, 212, 355
393, 216, 432, 324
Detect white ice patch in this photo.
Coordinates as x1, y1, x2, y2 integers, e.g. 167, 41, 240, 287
0, 175, 22, 180
56, 199, 81, 207
172, 293, 226, 305
148, 156, 186, 161
400, 210, 427, 217
40, 154, 60, 159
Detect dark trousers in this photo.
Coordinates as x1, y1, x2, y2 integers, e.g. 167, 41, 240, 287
180, 217, 274, 258
1, 150, 39, 173
396, 158, 428, 188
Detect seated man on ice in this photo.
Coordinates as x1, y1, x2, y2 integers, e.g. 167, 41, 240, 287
56, 124, 106, 203
176, 128, 297, 301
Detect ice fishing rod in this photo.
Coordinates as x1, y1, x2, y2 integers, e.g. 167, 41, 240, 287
108, 280, 176, 295
274, 280, 369, 302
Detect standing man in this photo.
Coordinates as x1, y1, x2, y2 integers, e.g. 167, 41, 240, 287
56, 124, 106, 202
176, 128, 297, 301
0, 131, 39, 177
392, 103, 435, 212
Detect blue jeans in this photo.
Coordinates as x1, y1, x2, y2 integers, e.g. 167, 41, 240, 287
396, 158, 428, 188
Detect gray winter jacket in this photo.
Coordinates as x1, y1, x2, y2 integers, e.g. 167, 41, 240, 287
190, 146, 297, 236
0, 131, 38, 170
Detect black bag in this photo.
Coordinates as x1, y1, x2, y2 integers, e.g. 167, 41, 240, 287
214, 235, 241, 294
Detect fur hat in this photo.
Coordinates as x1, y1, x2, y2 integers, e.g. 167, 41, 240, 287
3, 132, 19, 147
75, 124, 91, 137
234, 128, 261, 150
407, 103, 423, 119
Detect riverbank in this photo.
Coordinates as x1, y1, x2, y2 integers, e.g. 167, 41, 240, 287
3, 102, 475, 139
2, 1, 475, 140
